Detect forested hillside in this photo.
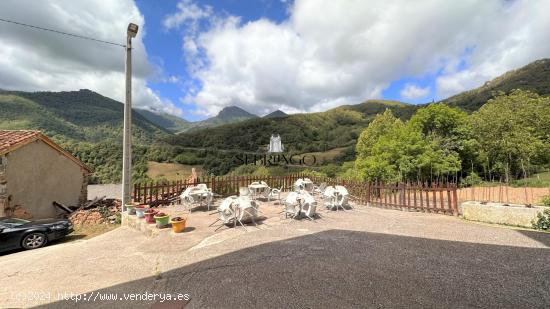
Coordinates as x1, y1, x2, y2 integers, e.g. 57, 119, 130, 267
0, 89, 169, 143
441, 58, 550, 111
0, 89, 173, 183
136, 109, 191, 133
2, 58, 550, 182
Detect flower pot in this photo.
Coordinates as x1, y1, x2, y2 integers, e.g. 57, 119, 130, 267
170, 217, 187, 233
154, 213, 170, 228
134, 205, 148, 218
144, 210, 157, 224
125, 204, 136, 215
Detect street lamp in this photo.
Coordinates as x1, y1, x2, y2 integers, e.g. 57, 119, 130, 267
122, 23, 138, 213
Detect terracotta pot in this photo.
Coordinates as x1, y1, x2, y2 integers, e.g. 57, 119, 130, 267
170, 218, 187, 233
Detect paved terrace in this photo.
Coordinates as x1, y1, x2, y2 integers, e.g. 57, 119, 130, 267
0, 195, 549, 308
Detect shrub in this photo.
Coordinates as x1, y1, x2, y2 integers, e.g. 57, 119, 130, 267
252, 166, 270, 176
541, 195, 550, 207
302, 169, 327, 178
532, 208, 550, 230
460, 172, 482, 187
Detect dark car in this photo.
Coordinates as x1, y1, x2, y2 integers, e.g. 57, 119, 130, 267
0, 217, 73, 253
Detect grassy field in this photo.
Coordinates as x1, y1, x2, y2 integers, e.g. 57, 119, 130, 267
147, 161, 203, 181
299, 147, 348, 164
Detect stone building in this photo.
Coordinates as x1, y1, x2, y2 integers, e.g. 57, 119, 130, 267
0, 130, 91, 219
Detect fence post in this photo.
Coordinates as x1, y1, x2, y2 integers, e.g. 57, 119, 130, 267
452, 183, 459, 216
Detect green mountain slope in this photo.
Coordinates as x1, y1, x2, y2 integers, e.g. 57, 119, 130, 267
0, 89, 170, 144
185, 106, 259, 132
168, 100, 416, 153
136, 109, 191, 133
264, 110, 288, 118
441, 58, 550, 111
0, 89, 174, 184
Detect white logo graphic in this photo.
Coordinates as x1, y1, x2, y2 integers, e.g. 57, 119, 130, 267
268, 134, 284, 153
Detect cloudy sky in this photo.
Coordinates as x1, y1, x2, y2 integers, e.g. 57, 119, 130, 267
0, 0, 549, 120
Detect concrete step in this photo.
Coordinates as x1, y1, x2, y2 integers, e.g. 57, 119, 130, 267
121, 212, 164, 238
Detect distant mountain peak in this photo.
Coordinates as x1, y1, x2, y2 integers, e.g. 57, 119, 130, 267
216, 106, 257, 121
264, 110, 288, 118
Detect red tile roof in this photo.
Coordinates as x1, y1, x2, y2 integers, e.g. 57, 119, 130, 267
0, 130, 41, 154
0, 130, 91, 172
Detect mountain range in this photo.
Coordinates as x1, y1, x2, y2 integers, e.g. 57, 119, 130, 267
137, 105, 263, 133
1, 58, 549, 181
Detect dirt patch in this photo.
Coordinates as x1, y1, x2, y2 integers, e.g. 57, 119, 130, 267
147, 161, 203, 181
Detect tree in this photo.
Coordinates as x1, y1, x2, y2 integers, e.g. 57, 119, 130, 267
471, 90, 550, 182
356, 109, 399, 158
409, 104, 477, 180
355, 107, 462, 183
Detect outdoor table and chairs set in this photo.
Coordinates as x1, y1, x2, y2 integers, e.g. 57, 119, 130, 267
179, 177, 352, 231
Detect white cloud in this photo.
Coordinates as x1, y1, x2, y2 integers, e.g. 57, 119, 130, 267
0, 0, 182, 116
400, 84, 430, 100
166, 0, 550, 116
163, 0, 212, 30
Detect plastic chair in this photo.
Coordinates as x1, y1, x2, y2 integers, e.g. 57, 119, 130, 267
283, 192, 300, 219
300, 192, 318, 221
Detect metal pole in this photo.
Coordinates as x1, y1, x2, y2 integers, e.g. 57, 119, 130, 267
122, 35, 132, 211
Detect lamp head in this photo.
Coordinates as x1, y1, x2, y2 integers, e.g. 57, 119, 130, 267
127, 23, 139, 38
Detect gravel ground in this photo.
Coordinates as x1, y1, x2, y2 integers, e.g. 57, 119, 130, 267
87, 184, 121, 200
1, 204, 549, 308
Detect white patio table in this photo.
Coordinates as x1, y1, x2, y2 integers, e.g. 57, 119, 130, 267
248, 183, 270, 200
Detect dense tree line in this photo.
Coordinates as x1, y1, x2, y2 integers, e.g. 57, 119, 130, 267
349, 90, 550, 184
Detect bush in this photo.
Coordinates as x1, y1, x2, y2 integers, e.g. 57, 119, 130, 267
302, 169, 327, 178
541, 195, 550, 207
532, 208, 550, 230
460, 172, 482, 187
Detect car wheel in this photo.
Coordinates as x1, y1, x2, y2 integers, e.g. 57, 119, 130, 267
21, 232, 47, 250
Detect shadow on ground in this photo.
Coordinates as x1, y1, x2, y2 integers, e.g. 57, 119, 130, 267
518, 229, 550, 247
36, 230, 550, 309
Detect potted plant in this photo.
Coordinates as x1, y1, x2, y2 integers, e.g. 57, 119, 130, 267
125, 204, 136, 215
170, 216, 187, 233
134, 204, 148, 218
154, 212, 170, 228
144, 208, 157, 224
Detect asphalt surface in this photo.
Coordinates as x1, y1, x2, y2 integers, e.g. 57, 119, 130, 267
39, 227, 550, 308
2, 205, 549, 308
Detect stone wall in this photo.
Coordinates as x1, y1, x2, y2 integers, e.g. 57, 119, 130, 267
459, 201, 545, 228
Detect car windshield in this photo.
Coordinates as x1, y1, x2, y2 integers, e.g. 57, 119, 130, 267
0, 218, 30, 227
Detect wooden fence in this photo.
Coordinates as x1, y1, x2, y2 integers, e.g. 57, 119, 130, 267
133, 174, 306, 206
457, 185, 550, 205
133, 174, 459, 215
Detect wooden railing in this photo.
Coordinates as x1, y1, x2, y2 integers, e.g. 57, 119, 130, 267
133, 174, 459, 215
133, 173, 306, 206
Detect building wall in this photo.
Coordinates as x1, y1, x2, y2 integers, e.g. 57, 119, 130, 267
4, 140, 88, 219
0, 155, 7, 217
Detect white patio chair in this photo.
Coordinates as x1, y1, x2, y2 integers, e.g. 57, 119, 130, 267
323, 186, 337, 210
335, 185, 350, 210
267, 187, 283, 204
235, 196, 259, 230
239, 187, 251, 197
313, 182, 327, 195
283, 191, 300, 219
180, 186, 199, 212
300, 192, 317, 221
294, 178, 304, 192
210, 196, 237, 231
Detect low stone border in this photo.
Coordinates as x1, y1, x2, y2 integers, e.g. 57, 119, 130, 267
459, 201, 546, 228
